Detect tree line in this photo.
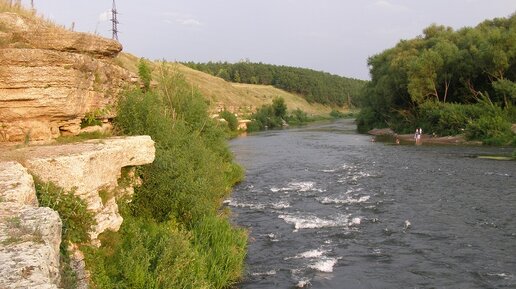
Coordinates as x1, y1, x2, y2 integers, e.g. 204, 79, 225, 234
357, 13, 516, 145
183, 60, 366, 107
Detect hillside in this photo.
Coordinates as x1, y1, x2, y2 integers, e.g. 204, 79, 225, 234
115, 53, 338, 116
183, 61, 366, 107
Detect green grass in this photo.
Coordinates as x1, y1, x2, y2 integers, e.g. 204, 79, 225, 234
82, 65, 247, 288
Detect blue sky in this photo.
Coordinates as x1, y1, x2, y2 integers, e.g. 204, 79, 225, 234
22, 0, 516, 80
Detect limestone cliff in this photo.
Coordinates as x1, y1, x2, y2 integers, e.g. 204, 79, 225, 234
0, 161, 62, 289
0, 7, 157, 288
0, 136, 155, 288
20, 135, 156, 242
0, 12, 138, 142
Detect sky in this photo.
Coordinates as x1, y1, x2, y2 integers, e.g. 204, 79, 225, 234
21, 0, 516, 80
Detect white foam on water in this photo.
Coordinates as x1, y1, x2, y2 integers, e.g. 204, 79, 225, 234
289, 181, 317, 192
317, 195, 370, 205
225, 199, 265, 210
486, 272, 513, 279
251, 270, 277, 276
271, 201, 291, 209
341, 164, 356, 170
278, 213, 350, 231
285, 249, 327, 260
349, 217, 362, 226
296, 278, 312, 288
266, 233, 279, 242
309, 258, 338, 273
270, 181, 323, 194
299, 249, 326, 258
321, 168, 337, 173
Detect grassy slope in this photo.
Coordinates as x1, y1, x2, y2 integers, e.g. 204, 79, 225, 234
115, 52, 336, 116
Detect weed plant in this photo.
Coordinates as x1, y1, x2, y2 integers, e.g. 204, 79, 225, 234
34, 178, 95, 288
83, 64, 247, 288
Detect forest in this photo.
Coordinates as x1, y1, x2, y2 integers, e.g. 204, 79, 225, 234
183, 60, 366, 107
356, 14, 516, 145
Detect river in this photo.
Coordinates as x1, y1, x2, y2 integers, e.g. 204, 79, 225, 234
228, 119, 516, 289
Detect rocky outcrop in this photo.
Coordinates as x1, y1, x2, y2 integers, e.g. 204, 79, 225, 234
0, 161, 37, 206
0, 161, 62, 289
19, 135, 156, 242
0, 12, 138, 142
0, 135, 155, 288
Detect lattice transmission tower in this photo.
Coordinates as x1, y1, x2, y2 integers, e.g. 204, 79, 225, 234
111, 0, 119, 41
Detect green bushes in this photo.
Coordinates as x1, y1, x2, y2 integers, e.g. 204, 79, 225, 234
465, 114, 514, 145
84, 65, 247, 288
35, 180, 95, 244
416, 101, 515, 145
191, 216, 248, 289
288, 108, 309, 125
34, 179, 96, 288
248, 97, 313, 131
220, 110, 238, 131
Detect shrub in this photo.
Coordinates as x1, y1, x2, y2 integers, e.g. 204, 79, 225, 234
220, 110, 238, 131
84, 65, 249, 288
329, 109, 346, 119
465, 114, 513, 145
84, 217, 210, 289
288, 108, 309, 125
191, 215, 248, 289
34, 179, 96, 289
138, 58, 152, 92
34, 180, 95, 244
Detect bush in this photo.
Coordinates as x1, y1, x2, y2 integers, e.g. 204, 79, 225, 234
465, 114, 514, 145
34, 179, 96, 289
35, 180, 95, 244
84, 217, 210, 289
287, 108, 309, 125
84, 65, 247, 288
191, 216, 248, 289
138, 58, 152, 92
329, 109, 346, 119
220, 110, 238, 131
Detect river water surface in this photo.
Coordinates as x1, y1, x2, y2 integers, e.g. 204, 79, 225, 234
228, 119, 516, 289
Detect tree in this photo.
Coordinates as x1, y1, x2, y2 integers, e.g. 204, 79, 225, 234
272, 97, 287, 119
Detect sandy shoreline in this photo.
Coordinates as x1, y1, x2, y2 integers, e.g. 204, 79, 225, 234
368, 128, 483, 145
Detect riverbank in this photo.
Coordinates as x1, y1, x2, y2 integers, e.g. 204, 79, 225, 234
368, 128, 483, 145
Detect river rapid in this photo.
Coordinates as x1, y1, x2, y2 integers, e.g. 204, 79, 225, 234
228, 119, 516, 289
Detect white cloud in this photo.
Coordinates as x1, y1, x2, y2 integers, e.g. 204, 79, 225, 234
371, 0, 410, 13
177, 18, 202, 27
162, 11, 203, 27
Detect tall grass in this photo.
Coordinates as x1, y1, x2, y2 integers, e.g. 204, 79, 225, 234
83, 64, 247, 288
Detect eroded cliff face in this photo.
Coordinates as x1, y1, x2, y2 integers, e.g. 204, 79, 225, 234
18, 135, 156, 242
0, 136, 155, 288
0, 12, 138, 142
0, 161, 62, 289
0, 9, 157, 288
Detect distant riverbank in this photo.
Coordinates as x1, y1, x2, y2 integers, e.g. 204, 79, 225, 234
368, 128, 483, 145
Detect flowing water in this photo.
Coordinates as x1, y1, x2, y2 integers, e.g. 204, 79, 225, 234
228, 119, 516, 289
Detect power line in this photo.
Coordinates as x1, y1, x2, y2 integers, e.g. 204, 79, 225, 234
111, 0, 119, 41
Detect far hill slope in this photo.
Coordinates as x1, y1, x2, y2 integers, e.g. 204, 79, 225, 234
183, 61, 366, 107
115, 53, 339, 116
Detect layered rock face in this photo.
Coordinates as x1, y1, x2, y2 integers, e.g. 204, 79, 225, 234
0, 12, 137, 142
19, 135, 156, 242
0, 136, 155, 288
0, 161, 62, 289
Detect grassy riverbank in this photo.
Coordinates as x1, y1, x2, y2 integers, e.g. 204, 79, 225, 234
82, 65, 248, 288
